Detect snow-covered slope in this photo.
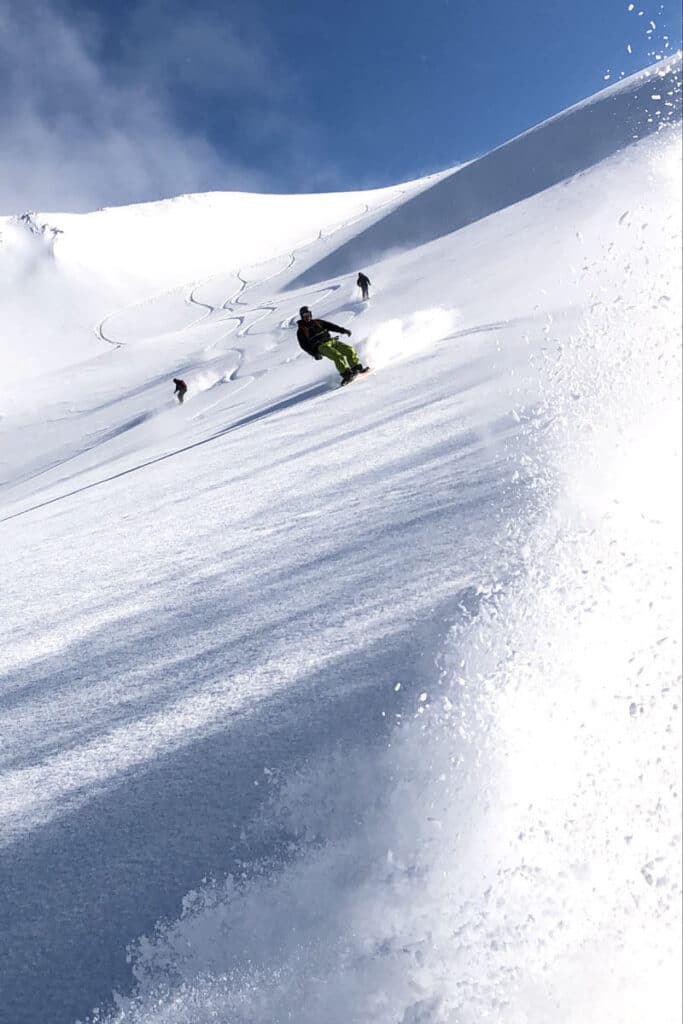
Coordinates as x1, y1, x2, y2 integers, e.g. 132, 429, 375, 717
0, 60, 681, 1024
0, 176, 444, 388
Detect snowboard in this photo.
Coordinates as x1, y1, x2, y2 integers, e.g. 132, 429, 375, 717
340, 368, 372, 388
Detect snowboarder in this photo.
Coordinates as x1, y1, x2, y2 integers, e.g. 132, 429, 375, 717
173, 378, 187, 404
356, 272, 371, 301
296, 306, 367, 384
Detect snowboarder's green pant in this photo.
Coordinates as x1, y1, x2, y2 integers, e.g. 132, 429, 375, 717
317, 338, 359, 374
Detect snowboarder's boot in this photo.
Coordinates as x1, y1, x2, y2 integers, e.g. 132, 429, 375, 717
351, 363, 368, 374
340, 368, 355, 385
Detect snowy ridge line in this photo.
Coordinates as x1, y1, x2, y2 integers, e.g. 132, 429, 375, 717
288, 57, 682, 288
317, 199, 369, 240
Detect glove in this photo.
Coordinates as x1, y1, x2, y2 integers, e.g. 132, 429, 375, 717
345, 329, 352, 336
314, 353, 323, 360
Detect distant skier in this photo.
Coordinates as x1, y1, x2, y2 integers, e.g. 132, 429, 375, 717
173, 378, 187, 404
356, 272, 371, 301
296, 306, 367, 385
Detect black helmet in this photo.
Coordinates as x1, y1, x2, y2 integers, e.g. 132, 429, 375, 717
299, 305, 311, 317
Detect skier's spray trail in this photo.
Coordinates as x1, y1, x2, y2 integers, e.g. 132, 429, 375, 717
360, 307, 461, 370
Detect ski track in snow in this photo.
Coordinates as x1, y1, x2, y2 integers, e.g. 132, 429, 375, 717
91, 194, 391, 414
4, 202, 384, 517
95, 175, 402, 373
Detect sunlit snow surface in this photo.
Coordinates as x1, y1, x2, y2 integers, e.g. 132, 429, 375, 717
0, 62, 681, 1024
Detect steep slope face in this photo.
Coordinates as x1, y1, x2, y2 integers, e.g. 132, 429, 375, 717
0, 65, 681, 1024
288, 54, 682, 286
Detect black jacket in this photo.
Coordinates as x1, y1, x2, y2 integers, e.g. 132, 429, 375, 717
357, 273, 370, 287
296, 318, 349, 357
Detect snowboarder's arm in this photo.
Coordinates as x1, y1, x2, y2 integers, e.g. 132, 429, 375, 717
318, 319, 351, 336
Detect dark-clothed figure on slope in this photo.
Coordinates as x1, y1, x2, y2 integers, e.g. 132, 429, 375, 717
356, 272, 371, 300
296, 306, 367, 384
173, 378, 187, 404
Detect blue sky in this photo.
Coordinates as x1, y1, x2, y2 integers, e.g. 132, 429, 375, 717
0, 0, 680, 212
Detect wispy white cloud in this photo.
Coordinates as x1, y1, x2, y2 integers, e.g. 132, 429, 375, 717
0, 0, 324, 214
123, 3, 283, 101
